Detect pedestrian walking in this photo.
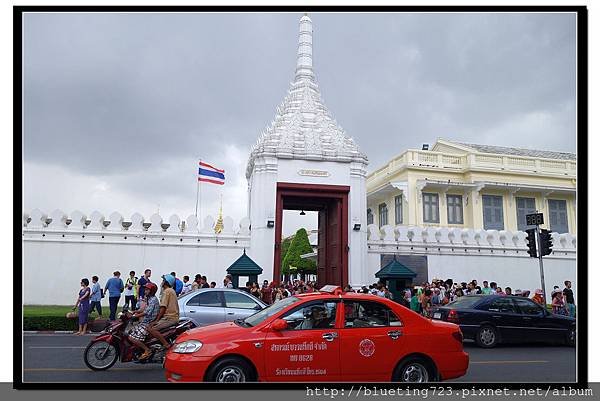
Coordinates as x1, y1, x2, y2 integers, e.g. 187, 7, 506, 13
105, 271, 124, 321
552, 289, 569, 316
421, 289, 432, 318
191, 274, 202, 291
260, 280, 273, 305
75, 278, 91, 335
89, 275, 103, 317
171, 272, 183, 296
250, 282, 261, 299
181, 276, 192, 295
124, 270, 138, 309
532, 289, 545, 306
383, 285, 394, 300
563, 280, 575, 318
137, 269, 152, 302
481, 281, 492, 295
410, 288, 421, 313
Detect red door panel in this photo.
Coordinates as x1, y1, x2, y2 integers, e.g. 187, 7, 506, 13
263, 300, 341, 381
264, 329, 340, 381
339, 300, 407, 381
326, 199, 342, 286
317, 209, 327, 289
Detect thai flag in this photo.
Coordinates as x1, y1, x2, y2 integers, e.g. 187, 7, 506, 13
198, 161, 225, 185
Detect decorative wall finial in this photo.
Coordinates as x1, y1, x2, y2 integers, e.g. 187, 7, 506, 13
295, 13, 314, 81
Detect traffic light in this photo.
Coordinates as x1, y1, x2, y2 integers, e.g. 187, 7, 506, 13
525, 228, 537, 258
539, 229, 553, 256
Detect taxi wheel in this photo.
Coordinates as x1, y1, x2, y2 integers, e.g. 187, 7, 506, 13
392, 357, 435, 383
206, 357, 255, 383
475, 325, 499, 348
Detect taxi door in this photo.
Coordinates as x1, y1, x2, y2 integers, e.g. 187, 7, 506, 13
263, 299, 340, 381
339, 299, 406, 381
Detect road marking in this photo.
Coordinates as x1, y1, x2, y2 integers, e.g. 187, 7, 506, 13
28, 346, 86, 349
24, 367, 160, 372
471, 360, 549, 364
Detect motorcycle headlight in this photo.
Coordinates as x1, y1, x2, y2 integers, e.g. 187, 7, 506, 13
172, 340, 203, 354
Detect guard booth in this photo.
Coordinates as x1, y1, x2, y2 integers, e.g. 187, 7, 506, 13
226, 250, 263, 289
375, 257, 417, 301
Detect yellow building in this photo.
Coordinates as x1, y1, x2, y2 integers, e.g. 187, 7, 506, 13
367, 139, 576, 234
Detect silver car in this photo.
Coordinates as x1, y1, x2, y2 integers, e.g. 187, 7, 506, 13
177, 288, 266, 327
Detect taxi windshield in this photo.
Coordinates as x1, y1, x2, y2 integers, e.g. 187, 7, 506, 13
243, 296, 299, 327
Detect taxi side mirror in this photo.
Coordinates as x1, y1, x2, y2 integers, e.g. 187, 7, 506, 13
271, 319, 288, 331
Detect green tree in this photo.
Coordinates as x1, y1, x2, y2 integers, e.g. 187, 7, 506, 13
282, 228, 316, 276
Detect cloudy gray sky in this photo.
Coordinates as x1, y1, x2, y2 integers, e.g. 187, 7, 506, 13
23, 12, 576, 235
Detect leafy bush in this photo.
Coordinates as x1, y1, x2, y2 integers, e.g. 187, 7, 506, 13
23, 316, 81, 331
23, 305, 98, 331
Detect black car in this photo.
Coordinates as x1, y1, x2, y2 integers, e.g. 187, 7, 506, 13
432, 295, 575, 348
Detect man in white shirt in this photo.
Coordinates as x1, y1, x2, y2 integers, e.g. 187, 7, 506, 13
181, 275, 192, 295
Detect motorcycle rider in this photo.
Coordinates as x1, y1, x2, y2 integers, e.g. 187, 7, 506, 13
127, 282, 160, 360
146, 274, 180, 350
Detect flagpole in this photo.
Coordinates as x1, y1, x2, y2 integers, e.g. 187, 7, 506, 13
195, 159, 201, 218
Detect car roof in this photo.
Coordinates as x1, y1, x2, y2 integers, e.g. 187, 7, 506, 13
178, 287, 267, 305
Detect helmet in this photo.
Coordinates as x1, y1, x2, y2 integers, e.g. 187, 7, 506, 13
162, 274, 176, 288
145, 282, 158, 296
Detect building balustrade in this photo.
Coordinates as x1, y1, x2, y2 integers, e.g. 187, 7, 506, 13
368, 149, 577, 187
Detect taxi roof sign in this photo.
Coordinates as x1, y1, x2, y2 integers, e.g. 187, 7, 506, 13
318, 285, 343, 295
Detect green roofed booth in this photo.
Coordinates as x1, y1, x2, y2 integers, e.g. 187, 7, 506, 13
375, 257, 417, 301
226, 249, 263, 289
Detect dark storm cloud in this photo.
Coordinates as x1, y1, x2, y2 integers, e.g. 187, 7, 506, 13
23, 11, 576, 219
24, 13, 300, 174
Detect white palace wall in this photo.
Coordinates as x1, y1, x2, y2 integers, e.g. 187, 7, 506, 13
23, 209, 578, 305
365, 224, 577, 301
23, 209, 252, 305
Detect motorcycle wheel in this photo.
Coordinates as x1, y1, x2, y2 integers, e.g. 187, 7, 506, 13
84, 340, 118, 371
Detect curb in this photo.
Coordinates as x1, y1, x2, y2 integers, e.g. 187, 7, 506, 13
24, 331, 96, 335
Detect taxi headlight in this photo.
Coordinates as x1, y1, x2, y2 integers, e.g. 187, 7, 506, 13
173, 340, 203, 354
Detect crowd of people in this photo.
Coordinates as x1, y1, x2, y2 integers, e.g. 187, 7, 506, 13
339, 278, 576, 319
75, 269, 220, 324
73, 269, 576, 336
74, 269, 183, 360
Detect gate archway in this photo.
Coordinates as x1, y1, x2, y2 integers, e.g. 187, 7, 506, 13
274, 183, 349, 288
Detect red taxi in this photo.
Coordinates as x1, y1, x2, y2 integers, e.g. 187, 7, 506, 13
164, 286, 468, 382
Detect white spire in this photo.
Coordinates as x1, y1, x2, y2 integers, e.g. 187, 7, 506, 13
295, 13, 314, 81
246, 14, 367, 179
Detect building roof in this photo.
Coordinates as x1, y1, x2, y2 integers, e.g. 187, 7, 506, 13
246, 15, 367, 179
454, 141, 576, 161
226, 249, 263, 275
375, 259, 417, 279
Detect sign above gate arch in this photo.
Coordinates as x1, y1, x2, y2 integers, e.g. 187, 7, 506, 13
298, 169, 330, 178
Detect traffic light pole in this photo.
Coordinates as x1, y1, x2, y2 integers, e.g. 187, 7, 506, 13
535, 224, 547, 305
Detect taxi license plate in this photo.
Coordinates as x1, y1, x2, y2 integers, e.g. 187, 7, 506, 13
433, 312, 441, 319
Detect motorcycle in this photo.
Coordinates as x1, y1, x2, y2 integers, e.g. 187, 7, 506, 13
83, 306, 196, 371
